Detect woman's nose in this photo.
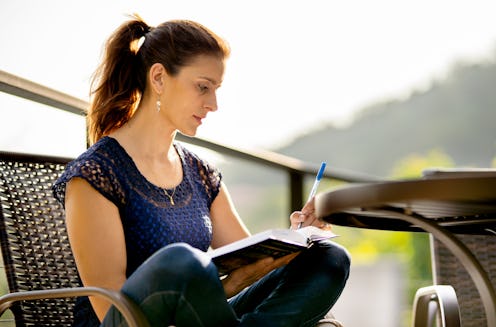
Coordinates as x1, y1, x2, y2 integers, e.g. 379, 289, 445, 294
205, 93, 218, 112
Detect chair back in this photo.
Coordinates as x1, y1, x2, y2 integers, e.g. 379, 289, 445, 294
0, 151, 78, 327
432, 234, 496, 327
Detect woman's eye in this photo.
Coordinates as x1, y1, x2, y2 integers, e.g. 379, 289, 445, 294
198, 84, 209, 93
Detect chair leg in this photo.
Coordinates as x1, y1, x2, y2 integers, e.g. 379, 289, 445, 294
412, 285, 461, 327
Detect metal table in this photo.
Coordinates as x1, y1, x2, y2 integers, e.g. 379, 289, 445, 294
314, 170, 496, 326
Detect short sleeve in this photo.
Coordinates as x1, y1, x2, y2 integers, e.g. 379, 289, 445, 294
178, 144, 222, 207
52, 154, 126, 209
198, 156, 222, 205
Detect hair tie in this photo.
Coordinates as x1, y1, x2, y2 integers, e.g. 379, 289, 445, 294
136, 36, 146, 52
134, 24, 151, 53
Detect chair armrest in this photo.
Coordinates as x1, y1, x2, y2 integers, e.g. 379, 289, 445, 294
412, 285, 461, 327
0, 286, 150, 327
315, 310, 344, 327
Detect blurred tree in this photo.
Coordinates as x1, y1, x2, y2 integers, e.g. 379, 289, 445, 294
390, 148, 455, 178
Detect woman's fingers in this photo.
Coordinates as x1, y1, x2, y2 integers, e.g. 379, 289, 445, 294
290, 198, 330, 229
289, 211, 305, 229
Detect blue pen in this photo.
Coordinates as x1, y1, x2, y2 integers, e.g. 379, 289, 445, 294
298, 162, 326, 229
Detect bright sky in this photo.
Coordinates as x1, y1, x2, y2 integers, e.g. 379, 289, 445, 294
1, 0, 496, 156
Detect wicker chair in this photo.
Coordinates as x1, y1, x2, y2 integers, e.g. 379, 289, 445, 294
431, 234, 496, 327
0, 151, 149, 327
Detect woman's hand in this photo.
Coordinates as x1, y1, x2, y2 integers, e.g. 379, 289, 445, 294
289, 197, 332, 230
221, 252, 299, 298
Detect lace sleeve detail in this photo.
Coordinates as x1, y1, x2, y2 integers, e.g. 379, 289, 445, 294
179, 144, 222, 207
198, 157, 222, 206
52, 154, 126, 209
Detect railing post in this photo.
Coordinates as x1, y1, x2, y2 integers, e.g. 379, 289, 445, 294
289, 170, 305, 215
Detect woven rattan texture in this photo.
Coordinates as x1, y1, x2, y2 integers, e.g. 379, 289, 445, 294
0, 154, 79, 327
433, 234, 496, 327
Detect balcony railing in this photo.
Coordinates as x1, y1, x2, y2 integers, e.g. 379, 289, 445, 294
0, 69, 380, 214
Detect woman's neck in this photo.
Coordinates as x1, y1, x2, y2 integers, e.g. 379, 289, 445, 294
109, 99, 177, 163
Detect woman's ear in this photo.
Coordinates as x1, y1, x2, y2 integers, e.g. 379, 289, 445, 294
149, 63, 166, 94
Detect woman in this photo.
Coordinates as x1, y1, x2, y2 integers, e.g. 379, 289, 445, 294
53, 14, 350, 327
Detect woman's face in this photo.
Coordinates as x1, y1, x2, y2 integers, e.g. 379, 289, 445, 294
161, 54, 225, 136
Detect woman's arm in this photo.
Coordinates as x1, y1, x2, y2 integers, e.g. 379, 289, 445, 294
64, 177, 128, 322
209, 182, 250, 248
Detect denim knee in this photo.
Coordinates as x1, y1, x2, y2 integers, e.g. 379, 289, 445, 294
313, 240, 351, 282
105, 243, 238, 327
124, 242, 218, 294
286, 240, 351, 294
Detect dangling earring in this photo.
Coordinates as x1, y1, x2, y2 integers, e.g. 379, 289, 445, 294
156, 99, 161, 112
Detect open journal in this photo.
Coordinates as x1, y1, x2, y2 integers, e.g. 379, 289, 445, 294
209, 226, 337, 276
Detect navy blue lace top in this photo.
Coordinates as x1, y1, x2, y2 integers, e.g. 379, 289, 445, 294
53, 136, 222, 277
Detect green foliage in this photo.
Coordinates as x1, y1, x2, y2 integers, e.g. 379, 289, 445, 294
332, 227, 412, 264
391, 148, 455, 179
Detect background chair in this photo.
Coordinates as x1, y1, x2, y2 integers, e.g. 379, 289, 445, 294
431, 234, 496, 327
0, 151, 149, 327
422, 168, 496, 327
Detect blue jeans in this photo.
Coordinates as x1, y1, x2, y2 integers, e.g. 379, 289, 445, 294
101, 241, 350, 327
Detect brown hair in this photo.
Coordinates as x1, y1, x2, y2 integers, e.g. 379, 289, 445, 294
87, 14, 230, 144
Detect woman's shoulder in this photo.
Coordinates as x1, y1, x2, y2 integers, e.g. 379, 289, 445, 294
68, 136, 133, 171
175, 142, 219, 174
52, 137, 128, 206
77, 136, 121, 161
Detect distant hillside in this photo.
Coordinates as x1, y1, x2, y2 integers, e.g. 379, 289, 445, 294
275, 55, 496, 177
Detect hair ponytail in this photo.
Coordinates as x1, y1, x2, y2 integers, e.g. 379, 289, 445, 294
87, 14, 150, 145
